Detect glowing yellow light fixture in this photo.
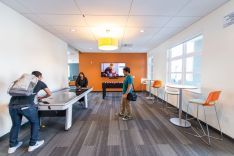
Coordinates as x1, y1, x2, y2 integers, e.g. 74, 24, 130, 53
98, 37, 118, 51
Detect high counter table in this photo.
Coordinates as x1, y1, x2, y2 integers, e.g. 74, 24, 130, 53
38, 87, 93, 130
166, 84, 197, 128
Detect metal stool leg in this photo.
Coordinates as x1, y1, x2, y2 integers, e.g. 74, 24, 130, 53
214, 105, 223, 140
163, 92, 166, 111
163, 92, 179, 116
153, 88, 159, 104
165, 93, 169, 114
185, 105, 208, 145
197, 106, 207, 138
203, 107, 211, 145
162, 92, 168, 114
185, 104, 189, 126
157, 88, 159, 102
176, 95, 178, 108
185, 104, 223, 145
155, 88, 158, 103
166, 93, 169, 107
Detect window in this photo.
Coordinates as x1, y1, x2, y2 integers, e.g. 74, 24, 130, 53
167, 35, 203, 86
68, 65, 70, 79
171, 44, 183, 58
148, 56, 154, 80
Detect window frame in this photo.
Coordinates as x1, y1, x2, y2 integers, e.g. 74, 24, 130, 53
167, 35, 203, 86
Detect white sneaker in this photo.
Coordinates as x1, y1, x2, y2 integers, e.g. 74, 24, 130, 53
8, 141, 23, 154
122, 116, 133, 121
28, 140, 44, 152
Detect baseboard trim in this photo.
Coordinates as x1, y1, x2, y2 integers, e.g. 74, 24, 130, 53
0, 122, 30, 141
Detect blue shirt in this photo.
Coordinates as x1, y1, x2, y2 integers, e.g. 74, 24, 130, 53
122, 75, 133, 94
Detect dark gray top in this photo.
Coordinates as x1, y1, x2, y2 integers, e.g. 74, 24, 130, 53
9, 80, 48, 108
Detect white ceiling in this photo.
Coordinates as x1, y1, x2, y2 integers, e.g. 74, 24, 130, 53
0, 0, 229, 53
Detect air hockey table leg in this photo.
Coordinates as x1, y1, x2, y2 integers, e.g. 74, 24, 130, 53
65, 105, 72, 130
84, 95, 88, 108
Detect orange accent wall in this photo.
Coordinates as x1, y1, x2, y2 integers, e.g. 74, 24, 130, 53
79, 53, 147, 91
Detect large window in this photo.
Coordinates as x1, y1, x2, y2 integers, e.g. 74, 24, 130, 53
167, 35, 203, 86
148, 56, 154, 80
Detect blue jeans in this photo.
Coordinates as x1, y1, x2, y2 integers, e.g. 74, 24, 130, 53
9, 106, 39, 147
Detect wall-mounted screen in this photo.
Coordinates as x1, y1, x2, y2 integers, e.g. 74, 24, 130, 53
101, 63, 126, 77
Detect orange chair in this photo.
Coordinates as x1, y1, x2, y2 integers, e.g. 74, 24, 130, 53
185, 91, 223, 145
69, 81, 76, 86
152, 80, 163, 103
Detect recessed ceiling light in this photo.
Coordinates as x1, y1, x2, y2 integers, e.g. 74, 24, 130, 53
140, 29, 144, 33
71, 28, 76, 32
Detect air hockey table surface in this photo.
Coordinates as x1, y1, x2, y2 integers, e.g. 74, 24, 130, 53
38, 87, 92, 109
38, 87, 93, 130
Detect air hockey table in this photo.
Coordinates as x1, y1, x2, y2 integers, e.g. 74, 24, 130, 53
38, 87, 93, 130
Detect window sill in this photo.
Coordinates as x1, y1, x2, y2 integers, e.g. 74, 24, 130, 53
184, 88, 202, 94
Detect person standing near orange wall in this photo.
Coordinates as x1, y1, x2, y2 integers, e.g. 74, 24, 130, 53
118, 67, 133, 121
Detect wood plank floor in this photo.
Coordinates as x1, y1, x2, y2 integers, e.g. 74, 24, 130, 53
0, 92, 234, 156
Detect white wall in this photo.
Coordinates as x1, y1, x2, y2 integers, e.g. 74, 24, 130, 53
67, 46, 79, 64
0, 2, 68, 137
148, 1, 234, 138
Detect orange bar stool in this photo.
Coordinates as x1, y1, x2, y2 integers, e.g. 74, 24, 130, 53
185, 91, 223, 145
152, 80, 163, 103
69, 81, 76, 86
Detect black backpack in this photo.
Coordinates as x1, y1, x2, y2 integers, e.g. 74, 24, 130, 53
127, 84, 137, 101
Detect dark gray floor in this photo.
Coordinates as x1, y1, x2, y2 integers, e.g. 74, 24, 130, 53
0, 92, 234, 156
